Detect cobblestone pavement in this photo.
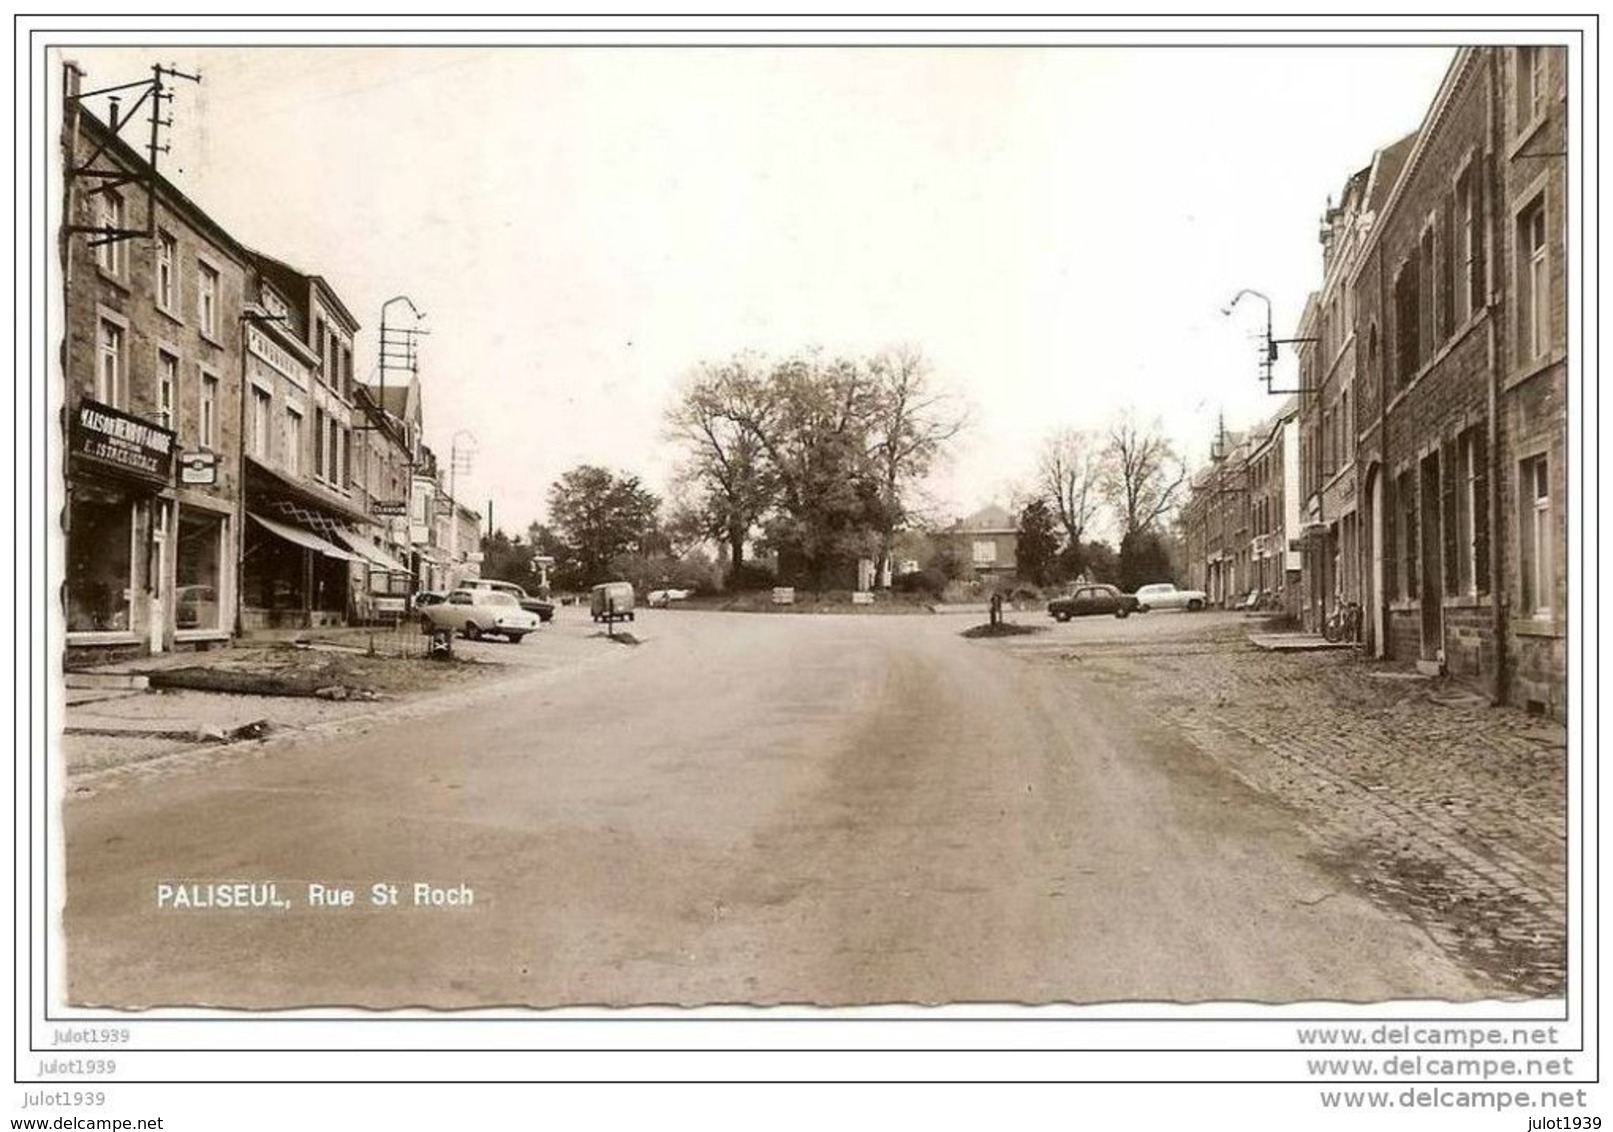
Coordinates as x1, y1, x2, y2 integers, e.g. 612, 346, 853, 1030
995, 612, 1567, 998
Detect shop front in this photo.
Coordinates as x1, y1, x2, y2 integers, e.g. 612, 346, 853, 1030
240, 458, 372, 632
64, 400, 177, 663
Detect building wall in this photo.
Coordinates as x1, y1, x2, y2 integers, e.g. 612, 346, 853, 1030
62, 106, 247, 657
1349, 47, 1566, 714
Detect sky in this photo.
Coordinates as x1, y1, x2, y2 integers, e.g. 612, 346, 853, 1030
61, 42, 1455, 535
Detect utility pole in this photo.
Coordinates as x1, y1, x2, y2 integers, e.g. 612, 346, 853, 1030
63, 61, 201, 253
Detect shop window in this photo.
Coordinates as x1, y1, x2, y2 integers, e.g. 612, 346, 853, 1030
175, 508, 224, 631
66, 495, 132, 632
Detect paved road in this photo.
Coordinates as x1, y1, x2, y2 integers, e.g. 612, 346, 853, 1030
63, 609, 1481, 1007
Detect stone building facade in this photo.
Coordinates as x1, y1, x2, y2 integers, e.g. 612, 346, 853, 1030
61, 81, 247, 662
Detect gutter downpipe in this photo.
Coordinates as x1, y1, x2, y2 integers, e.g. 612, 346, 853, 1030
1486, 48, 1509, 707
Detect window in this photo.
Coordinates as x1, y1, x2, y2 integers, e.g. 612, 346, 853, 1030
1520, 197, 1550, 360
200, 372, 217, 449
1340, 388, 1352, 462
65, 494, 133, 632
328, 421, 342, 487
96, 318, 123, 407
175, 508, 225, 632
154, 230, 178, 311
1520, 456, 1551, 615
156, 351, 178, 430
1438, 199, 1455, 341
1452, 427, 1490, 596
284, 407, 303, 477
341, 426, 352, 488
1419, 225, 1436, 359
342, 346, 354, 398
1394, 259, 1420, 388
198, 263, 220, 338
315, 320, 327, 383
93, 192, 125, 276
250, 387, 272, 459
314, 408, 327, 478
972, 539, 998, 566
1518, 47, 1548, 126
1399, 469, 1418, 601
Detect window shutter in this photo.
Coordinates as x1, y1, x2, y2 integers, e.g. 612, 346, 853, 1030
1471, 158, 1489, 312
1441, 442, 1459, 595
1404, 475, 1419, 601
1473, 430, 1491, 594
1384, 477, 1398, 600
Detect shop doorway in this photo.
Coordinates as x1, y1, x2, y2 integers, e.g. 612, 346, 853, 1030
149, 503, 168, 654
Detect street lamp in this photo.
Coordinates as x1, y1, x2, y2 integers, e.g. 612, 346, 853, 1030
1222, 288, 1317, 394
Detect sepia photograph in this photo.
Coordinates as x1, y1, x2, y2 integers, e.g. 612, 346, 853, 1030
47, 34, 1574, 1016
27, 23, 1593, 1126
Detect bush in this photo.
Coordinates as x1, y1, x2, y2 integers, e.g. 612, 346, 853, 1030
727, 561, 778, 592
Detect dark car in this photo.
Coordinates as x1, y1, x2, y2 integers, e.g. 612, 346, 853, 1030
1048, 583, 1139, 621
463, 578, 555, 623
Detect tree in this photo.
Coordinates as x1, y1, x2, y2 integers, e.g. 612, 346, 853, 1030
546, 465, 662, 587
1038, 427, 1102, 544
1015, 498, 1060, 586
1118, 528, 1174, 592
665, 355, 778, 583
864, 345, 970, 587
1100, 411, 1188, 537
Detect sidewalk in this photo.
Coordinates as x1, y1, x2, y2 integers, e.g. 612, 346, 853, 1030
60, 615, 631, 782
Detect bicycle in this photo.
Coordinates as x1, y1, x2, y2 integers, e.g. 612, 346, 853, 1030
1322, 599, 1363, 644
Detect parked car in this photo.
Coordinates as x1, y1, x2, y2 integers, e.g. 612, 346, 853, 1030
590, 581, 636, 622
461, 577, 554, 622
1048, 583, 1139, 621
1133, 582, 1208, 612
419, 588, 540, 642
411, 590, 448, 610
646, 588, 692, 608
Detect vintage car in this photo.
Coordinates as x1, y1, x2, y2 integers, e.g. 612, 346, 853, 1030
590, 581, 636, 622
646, 588, 693, 608
1133, 582, 1209, 612
1047, 583, 1139, 621
461, 577, 555, 622
419, 588, 540, 642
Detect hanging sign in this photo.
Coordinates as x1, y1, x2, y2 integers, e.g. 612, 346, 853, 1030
179, 450, 218, 485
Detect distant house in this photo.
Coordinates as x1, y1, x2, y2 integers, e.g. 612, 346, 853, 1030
938, 504, 1019, 579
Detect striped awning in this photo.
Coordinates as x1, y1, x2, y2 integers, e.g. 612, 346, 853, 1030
333, 528, 409, 573
247, 511, 363, 562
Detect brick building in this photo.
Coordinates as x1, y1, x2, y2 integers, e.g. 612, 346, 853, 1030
60, 77, 247, 662
1294, 132, 1417, 633
1351, 46, 1567, 714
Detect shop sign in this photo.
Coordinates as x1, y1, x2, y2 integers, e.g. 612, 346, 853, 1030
372, 500, 408, 517
179, 450, 218, 485
71, 399, 175, 484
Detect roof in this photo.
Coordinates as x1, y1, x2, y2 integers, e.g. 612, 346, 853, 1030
1366, 131, 1419, 213
954, 504, 1016, 532
247, 249, 362, 332
359, 382, 411, 418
